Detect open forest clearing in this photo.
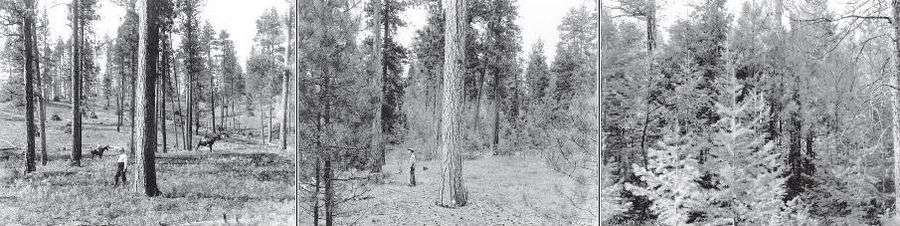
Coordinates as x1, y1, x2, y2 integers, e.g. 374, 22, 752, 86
0, 102, 295, 224
0, 101, 596, 225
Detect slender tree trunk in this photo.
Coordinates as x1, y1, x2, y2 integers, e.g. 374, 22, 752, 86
491, 68, 500, 155
32, 17, 47, 166
173, 39, 184, 151
209, 46, 215, 135
324, 156, 334, 226
438, 0, 468, 207
160, 36, 168, 153
129, 15, 138, 156
371, 0, 385, 173
23, 0, 37, 172
473, 68, 484, 144
186, 53, 193, 150
298, 0, 308, 219
117, 72, 123, 132
134, 0, 160, 196
293, 0, 303, 220
268, 104, 273, 143
281, 15, 292, 150
313, 157, 321, 226
891, 0, 900, 217
281, 73, 289, 149
70, 0, 82, 167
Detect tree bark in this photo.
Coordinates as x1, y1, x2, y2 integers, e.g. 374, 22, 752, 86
473, 68, 484, 144
372, 0, 385, 173
161, 34, 169, 153
438, 0, 468, 207
70, 0, 82, 167
209, 41, 215, 135
293, 0, 302, 220
281, 13, 292, 150
491, 68, 500, 154
24, 0, 37, 172
135, 0, 160, 196
32, 13, 47, 166
892, 0, 900, 216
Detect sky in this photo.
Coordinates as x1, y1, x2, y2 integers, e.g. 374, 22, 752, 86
25, 0, 596, 81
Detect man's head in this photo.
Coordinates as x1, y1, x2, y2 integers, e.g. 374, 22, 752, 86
408, 148, 414, 153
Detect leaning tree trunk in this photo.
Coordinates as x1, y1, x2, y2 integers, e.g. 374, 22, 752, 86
438, 0, 468, 208
70, 0, 82, 167
134, 0, 160, 196
23, 0, 37, 173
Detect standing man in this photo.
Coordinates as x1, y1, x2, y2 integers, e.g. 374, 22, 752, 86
113, 149, 128, 187
409, 148, 416, 186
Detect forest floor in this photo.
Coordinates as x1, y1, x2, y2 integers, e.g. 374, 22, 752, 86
0, 101, 597, 225
334, 154, 599, 225
0, 101, 294, 225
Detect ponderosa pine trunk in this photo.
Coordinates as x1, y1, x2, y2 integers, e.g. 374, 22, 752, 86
438, 0, 468, 208
70, 0, 82, 167
134, 0, 160, 196
23, 0, 37, 173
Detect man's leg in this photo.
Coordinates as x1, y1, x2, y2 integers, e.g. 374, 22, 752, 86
409, 165, 416, 186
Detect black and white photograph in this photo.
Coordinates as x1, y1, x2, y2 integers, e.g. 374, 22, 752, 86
0, 0, 600, 224
601, 0, 900, 225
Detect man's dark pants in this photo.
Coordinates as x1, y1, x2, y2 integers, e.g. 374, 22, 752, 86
113, 162, 126, 187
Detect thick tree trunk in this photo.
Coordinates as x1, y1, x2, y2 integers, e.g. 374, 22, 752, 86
438, 0, 468, 207
23, 0, 36, 172
134, 0, 160, 196
70, 0, 82, 167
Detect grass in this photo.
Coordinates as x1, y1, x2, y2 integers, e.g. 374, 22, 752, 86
316, 153, 598, 225
0, 101, 598, 225
0, 102, 294, 225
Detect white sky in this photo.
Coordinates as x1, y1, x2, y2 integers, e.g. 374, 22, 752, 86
28, 0, 596, 80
